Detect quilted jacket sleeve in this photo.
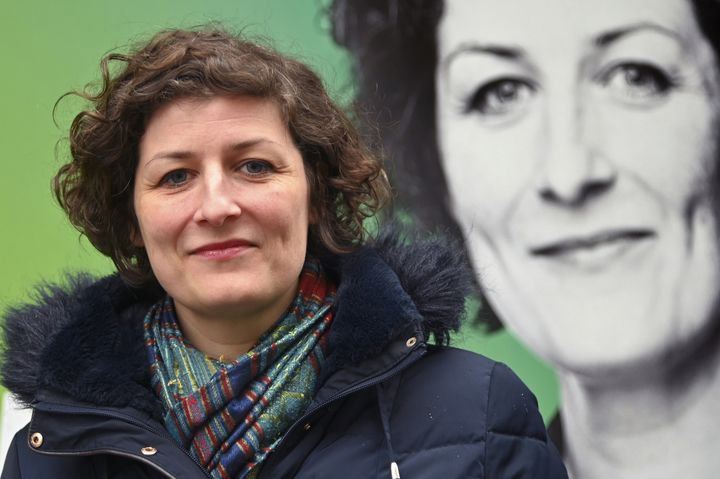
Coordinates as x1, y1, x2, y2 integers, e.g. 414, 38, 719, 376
484, 362, 568, 479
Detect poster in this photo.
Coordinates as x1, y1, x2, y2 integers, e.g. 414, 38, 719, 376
332, 0, 720, 477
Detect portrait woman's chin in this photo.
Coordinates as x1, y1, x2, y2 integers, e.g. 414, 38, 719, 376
436, 0, 720, 379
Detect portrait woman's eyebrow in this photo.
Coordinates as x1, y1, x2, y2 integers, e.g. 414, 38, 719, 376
0, 27, 566, 478
332, 0, 720, 477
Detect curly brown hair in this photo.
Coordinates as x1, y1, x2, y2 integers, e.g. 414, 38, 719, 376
54, 27, 391, 285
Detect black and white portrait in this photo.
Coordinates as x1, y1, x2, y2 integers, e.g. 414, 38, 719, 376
332, 0, 720, 477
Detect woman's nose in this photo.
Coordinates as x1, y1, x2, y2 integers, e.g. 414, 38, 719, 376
536, 100, 617, 207
193, 174, 242, 226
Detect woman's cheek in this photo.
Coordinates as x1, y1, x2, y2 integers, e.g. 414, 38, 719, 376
443, 114, 542, 233
599, 92, 717, 205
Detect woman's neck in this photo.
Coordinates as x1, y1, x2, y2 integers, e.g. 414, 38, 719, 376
560, 328, 720, 479
173, 287, 297, 360
176, 315, 262, 359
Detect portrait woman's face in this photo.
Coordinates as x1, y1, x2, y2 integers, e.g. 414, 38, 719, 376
436, 0, 720, 377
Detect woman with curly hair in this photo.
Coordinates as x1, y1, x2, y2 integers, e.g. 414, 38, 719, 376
0, 28, 565, 478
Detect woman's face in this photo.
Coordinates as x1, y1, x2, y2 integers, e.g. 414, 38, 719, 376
134, 95, 310, 325
437, 0, 720, 376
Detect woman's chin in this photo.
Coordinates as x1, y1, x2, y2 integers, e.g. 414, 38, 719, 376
550, 347, 668, 383
174, 289, 272, 322
501, 306, 688, 383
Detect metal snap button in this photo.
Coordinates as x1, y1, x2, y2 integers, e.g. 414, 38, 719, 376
30, 432, 43, 448
303, 422, 312, 431
406, 337, 417, 348
141, 446, 157, 456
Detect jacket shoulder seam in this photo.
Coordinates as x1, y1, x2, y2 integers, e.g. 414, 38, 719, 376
486, 429, 549, 444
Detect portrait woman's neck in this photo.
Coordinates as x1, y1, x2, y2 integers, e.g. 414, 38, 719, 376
559, 318, 720, 479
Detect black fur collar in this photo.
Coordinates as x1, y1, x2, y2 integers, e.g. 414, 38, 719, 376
1, 228, 470, 416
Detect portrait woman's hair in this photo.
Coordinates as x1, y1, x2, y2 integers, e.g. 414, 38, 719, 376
332, 0, 490, 325
332, 0, 445, 230
54, 28, 390, 285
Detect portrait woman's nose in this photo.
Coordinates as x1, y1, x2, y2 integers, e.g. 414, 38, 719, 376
193, 167, 243, 227
536, 99, 617, 207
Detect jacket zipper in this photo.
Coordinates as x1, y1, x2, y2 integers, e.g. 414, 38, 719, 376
32, 402, 212, 478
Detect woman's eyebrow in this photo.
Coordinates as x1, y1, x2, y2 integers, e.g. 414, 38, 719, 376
147, 138, 280, 165
226, 138, 281, 153
441, 42, 527, 71
147, 150, 194, 165
594, 22, 683, 47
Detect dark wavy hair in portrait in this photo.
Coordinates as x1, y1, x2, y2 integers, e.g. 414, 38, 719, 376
330, 0, 720, 328
54, 28, 391, 285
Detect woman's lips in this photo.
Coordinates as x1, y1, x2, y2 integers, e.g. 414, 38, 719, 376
191, 240, 254, 259
528, 229, 656, 269
529, 230, 656, 256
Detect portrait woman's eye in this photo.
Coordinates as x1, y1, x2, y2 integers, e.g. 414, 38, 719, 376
465, 78, 536, 119
599, 62, 677, 105
241, 159, 273, 176
160, 169, 190, 187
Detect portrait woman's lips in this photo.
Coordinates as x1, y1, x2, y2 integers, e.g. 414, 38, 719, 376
528, 229, 657, 270
190, 239, 255, 260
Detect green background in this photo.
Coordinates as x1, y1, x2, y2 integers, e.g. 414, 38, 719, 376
0, 0, 558, 421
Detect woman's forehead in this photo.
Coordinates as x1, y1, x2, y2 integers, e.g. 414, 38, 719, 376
438, 0, 702, 62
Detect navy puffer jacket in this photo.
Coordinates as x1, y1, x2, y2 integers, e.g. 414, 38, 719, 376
1, 233, 567, 478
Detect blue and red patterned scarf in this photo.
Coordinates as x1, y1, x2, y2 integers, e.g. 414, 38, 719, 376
144, 258, 335, 479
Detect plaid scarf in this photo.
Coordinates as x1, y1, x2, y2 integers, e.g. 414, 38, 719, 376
144, 258, 335, 479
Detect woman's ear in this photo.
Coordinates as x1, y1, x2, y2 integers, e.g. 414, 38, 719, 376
307, 200, 318, 225
130, 224, 144, 247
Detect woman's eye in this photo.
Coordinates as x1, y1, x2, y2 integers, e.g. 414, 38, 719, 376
241, 160, 273, 176
466, 78, 535, 117
601, 62, 675, 103
160, 169, 190, 187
